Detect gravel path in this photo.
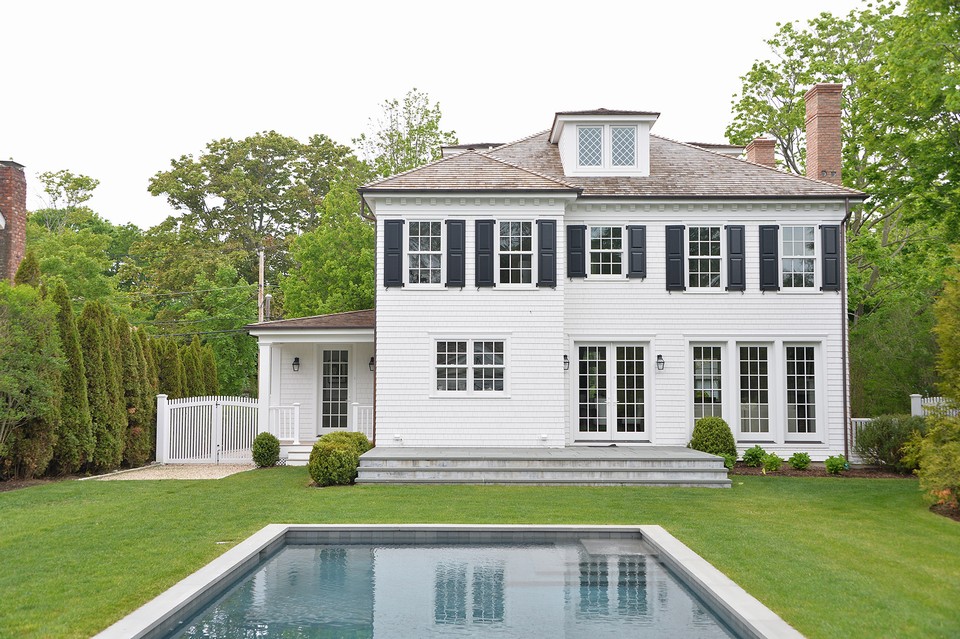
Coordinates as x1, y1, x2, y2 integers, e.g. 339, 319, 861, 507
96, 464, 255, 481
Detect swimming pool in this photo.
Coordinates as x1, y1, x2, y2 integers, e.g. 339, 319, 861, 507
94, 525, 803, 639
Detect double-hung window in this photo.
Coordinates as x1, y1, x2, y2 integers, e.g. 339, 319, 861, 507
436, 339, 506, 394
589, 226, 622, 276
408, 221, 442, 284
688, 226, 721, 288
781, 226, 816, 288
499, 222, 532, 284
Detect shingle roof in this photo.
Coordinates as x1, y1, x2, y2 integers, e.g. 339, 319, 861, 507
359, 150, 578, 193
247, 309, 374, 331
554, 109, 660, 116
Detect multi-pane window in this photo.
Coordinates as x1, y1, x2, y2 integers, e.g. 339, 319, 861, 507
499, 222, 532, 284
616, 346, 644, 434
321, 350, 348, 429
786, 346, 817, 433
578, 126, 602, 166
590, 226, 622, 275
436, 340, 505, 393
782, 226, 815, 288
408, 221, 442, 284
693, 346, 722, 421
578, 346, 607, 433
688, 226, 721, 288
739, 346, 769, 434
611, 126, 636, 166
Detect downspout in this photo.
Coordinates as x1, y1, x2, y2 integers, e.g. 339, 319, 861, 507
841, 197, 851, 459
360, 194, 377, 447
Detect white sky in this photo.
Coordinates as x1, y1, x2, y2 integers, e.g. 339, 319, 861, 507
3, 0, 867, 229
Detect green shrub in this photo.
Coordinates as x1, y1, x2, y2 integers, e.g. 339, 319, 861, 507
825, 455, 848, 475
722, 453, 736, 470
909, 414, 960, 507
853, 414, 927, 473
308, 441, 360, 486
762, 453, 783, 473
319, 431, 373, 456
252, 432, 280, 468
789, 452, 812, 470
687, 417, 736, 461
743, 445, 767, 467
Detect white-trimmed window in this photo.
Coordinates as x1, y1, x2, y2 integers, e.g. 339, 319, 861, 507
589, 226, 623, 276
611, 126, 636, 166
693, 345, 722, 422
688, 226, 721, 288
578, 126, 603, 166
408, 221, 442, 284
499, 222, 532, 284
738, 346, 769, 435
786, 345, 817, 434
782, 226, 816, 288
436, 339, 506, 394
321, 349, 349, 429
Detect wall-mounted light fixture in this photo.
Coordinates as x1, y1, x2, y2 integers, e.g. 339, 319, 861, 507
369, 356, 375, 372
292, 357, 301, 372
563, 354, 570, 371
656, 354, 665, 371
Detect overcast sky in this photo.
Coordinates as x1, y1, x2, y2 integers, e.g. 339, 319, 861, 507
3, 0, 867, 229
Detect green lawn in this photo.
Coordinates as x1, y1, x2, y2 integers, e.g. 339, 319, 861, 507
1, 470, 957, 638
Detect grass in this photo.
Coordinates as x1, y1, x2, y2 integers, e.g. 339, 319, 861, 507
0, 470, 958, 638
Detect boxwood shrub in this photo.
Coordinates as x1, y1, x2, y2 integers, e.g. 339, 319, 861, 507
252, 432, 280, 468
319, 431, 373, 456
308, 440, 360, 487
688, 416, 737, 463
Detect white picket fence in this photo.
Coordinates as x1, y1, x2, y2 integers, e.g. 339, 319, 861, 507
156, 395, 260, 464
911, 394, 959, 418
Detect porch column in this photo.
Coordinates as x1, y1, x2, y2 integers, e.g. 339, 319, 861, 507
258, 341, 272, 435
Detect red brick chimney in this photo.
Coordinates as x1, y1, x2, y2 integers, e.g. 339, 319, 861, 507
745, 137, 776, 168
804, 83, 843, 185
0, 160, 28, 282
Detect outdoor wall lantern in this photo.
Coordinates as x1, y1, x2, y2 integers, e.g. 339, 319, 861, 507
369, 356, 375, 372
292, 357, 300, 372
656, 354, 665, 371
563, 355, 570, 371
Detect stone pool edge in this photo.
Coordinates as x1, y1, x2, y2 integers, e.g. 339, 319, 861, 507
93, 524, 804, 639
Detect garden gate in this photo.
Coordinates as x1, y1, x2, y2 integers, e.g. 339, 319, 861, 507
156, 395, 260, 464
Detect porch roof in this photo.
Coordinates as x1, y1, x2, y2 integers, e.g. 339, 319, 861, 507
246, 309, 374, 331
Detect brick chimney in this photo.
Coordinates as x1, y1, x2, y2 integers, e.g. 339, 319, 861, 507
804, 83, 843, 185
745, 137, 776, 168
0, 160, 28, 282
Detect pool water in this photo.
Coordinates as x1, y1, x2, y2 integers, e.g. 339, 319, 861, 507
169, 541, 737, 638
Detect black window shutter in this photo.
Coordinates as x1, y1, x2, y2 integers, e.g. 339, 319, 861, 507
475, 219, 495, 287
759, 225, 780, 291
567, 225, 587, 278
383, 219, 404, 288
536, 219, 557, 287
821, 224, 842, 291
665, 225, 685, 291
445, 220, 465, 287
626, 225, 647, 279
726, 225, 746, 291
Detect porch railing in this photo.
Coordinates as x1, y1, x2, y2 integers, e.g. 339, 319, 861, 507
353, 403, 374, 440
911, 394, 959, 417
270, 404, 302, 445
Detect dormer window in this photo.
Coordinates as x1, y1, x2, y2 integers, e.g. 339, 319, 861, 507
611, 127, 636, 166
553, 110, 658, 177
578, 127, 603, 166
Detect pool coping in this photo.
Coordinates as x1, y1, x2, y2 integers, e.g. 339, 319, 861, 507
93, 524, 804, 639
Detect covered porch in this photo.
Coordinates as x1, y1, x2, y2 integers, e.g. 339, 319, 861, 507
247, 310, 375, 460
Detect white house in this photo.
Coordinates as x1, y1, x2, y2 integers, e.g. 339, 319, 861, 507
248, 84, 864, 471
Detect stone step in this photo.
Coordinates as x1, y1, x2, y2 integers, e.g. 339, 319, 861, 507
357, 466, 728, 482
356, 476, 732, 488
360, 457, 724, 470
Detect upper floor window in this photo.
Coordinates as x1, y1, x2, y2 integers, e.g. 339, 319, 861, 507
782, 226, 815, 288
408, 221, 442, 284
499, 221, 532, 284
578, 126, 603, 166
611, 127, 636, 166
688, 226, 721, 288
590, 226, 622, 276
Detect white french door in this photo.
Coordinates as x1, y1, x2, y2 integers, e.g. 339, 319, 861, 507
318, 347, 350, 435
576, 344, 648, 442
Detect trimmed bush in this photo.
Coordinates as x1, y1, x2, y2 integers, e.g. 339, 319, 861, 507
762, 453, 783, 473
789, 452, 812, 470
853, 414, 927, 473
743, 445, 767, 467
687, 417, 737, 462
319, 431, 373, 456
825, 455, 848, 475
252, 432, 281, 468
308, 440, 360, 487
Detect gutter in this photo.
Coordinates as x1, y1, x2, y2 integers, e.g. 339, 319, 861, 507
841, 197, 852, 459
360, 193, 377, 447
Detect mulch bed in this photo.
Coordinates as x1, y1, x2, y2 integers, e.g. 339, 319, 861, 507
728, 462, 912, 479
0, 478, 59, 493
930, 503, 960, 523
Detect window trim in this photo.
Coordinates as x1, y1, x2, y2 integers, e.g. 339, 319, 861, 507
431, 337, 511, 398
405, 219, 444, 287
784, 342, 820, 441
495, 220, 537, 287
587, 225, 625, 278
686, 225, 724, 290
691, 343, 724, 425
736, 343, 772, 441
780, 225, 819, 291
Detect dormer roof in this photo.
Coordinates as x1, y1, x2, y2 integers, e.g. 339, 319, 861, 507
549, 108, 660, 144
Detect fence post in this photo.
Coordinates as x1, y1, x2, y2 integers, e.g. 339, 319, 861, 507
293, 403, 301, 445
156, 394, 169, 463
910, 393, 923, 417
213, 400, 222, 465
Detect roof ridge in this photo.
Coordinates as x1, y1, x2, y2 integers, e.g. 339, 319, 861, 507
651, 134, 864, 196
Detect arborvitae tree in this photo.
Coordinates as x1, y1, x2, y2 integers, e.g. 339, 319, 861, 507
78, 302, 110, 470
156, 337, 186, 399
182, 336, 206, 397
131, 329, 156, 461
201, 344, 219, 395
117, 317, 151, 467
101, 310, 126, 469
13, 249, 41, 287
49, 280, 94, 473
